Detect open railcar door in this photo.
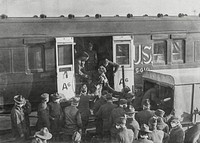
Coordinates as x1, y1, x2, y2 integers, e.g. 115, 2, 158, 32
113, 36, 135, 92
56, 37, 75, 99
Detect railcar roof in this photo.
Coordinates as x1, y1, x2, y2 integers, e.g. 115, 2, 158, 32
143, 68, 200, 86
0, 16, 200, 38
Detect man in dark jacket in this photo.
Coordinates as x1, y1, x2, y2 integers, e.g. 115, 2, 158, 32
10, 95, 27, 141
62, 97, 82, 142
168, 116, 185, 143
125, 107, 140, 140
96, 93, 117, 141
134, 124, 153, 143
36, 93, 50, 131
116, 116, 134, 143
136, 99, 155, 126
23, 99, 32, 139
110, 99, 127, 142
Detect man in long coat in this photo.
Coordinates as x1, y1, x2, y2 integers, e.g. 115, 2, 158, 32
10, 95, 27, 141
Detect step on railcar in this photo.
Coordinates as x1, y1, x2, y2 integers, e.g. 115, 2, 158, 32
0, 15, 200, 112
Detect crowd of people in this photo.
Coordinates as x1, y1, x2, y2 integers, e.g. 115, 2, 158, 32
9, 42, 198, 143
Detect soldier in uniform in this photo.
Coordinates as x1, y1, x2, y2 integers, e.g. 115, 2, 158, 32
110, 99, 127, 142
168, 116, 185, 143
96, 93, 117, 141
125, 107, 140, 140
23, 99, 32, 139
62, 97, 82, 142
36, 93, 50, 131
92, 90, 107, 138
134, 124, 153, 143
31, 127, 52, 143
85, 42, 98, 71
10, 95, 27, 141
148, 117, 168, 143
136, 99, 155, 126
48, 93, 63, 141
116, 116, 134, 143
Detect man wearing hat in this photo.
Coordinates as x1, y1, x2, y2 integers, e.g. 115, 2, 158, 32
62, 97, 82, 142
92, 90, 107, 138
10, 95, 27, 141
136, 99, 155, 126
125, 107, 140, 140
148, 117, 168, 143
116, 116, 134, 143
110, 98, 127, 142
48, 92, 63, 141
96, 93, 117, 141
168, 116, 185, 143
134, 124, 153, 143
36, 93, 50, 131
155, 109, 169, 134
31, 127, 52, 143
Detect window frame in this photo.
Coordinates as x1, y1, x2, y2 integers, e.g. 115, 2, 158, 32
171, 39, 185, 64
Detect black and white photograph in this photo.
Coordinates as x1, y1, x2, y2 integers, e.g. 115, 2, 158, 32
0, 0, 200, 142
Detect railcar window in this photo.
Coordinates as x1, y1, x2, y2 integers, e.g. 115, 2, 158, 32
0, 49, 11, 73
153, 41, 167, 64
58, 45, 72, 65
194, 41, 200, 62
13, 48, 25, 72
28, 46, 43, 72
171, 39, 185, 63
45, 48, 55, 71
116, 44, 130, 65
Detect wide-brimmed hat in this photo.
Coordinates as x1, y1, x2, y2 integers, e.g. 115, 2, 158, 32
51, 93, 62, 100
14, 95, 26, 105
119, 99, 127, 105
155, 109, 165, 117
140, 124, 151, 133
34, 127, 52, 140
41, 93, 49, 100
70, 97, 80, 106
126, 107, 137, 114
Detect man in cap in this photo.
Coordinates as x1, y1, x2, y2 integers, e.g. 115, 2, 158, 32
85, 42, 98, 71
96, 93, 117, 141
36, 93, 50, 131
48, 92, 63, 141
10, 95, 27, 141
148, 116, 168, 143
92, 90, 107, 138
110, 98, 127, 142
136, 99, 155, 126
125, 107, 140, 140
116, 116, 134, 143
154, 109, 169, 134
62, 97, 82, 142
134, 124, 153, 143
31, 127, 52, 143
120, 86, 135, 108
168, 116, 185, 143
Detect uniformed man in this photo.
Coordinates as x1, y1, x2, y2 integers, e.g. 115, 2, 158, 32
110, 99, 127, 142
136, 99, 155, 126
148, 116, 168, 143
62, 97, 82, 142
31, 127, 52, 143
116, 116, 134, 143
36, 93, 50, 131
85, 42, 98, 71
168, 116, 185, 143
96, 93, 117, 141
92, 90, 107, 138
133, 124, 153, 143
10, 95, 27, 141
125, 107, 140, 140
48, 93, 63, 141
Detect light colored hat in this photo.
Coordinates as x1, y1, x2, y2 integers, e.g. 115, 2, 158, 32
41, 93, 49, 100
140, 124, 152, 133
14, 95, 26, 105
126, 107, 137, 114
34, 127, 52, 140
155, 109, 165, 117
